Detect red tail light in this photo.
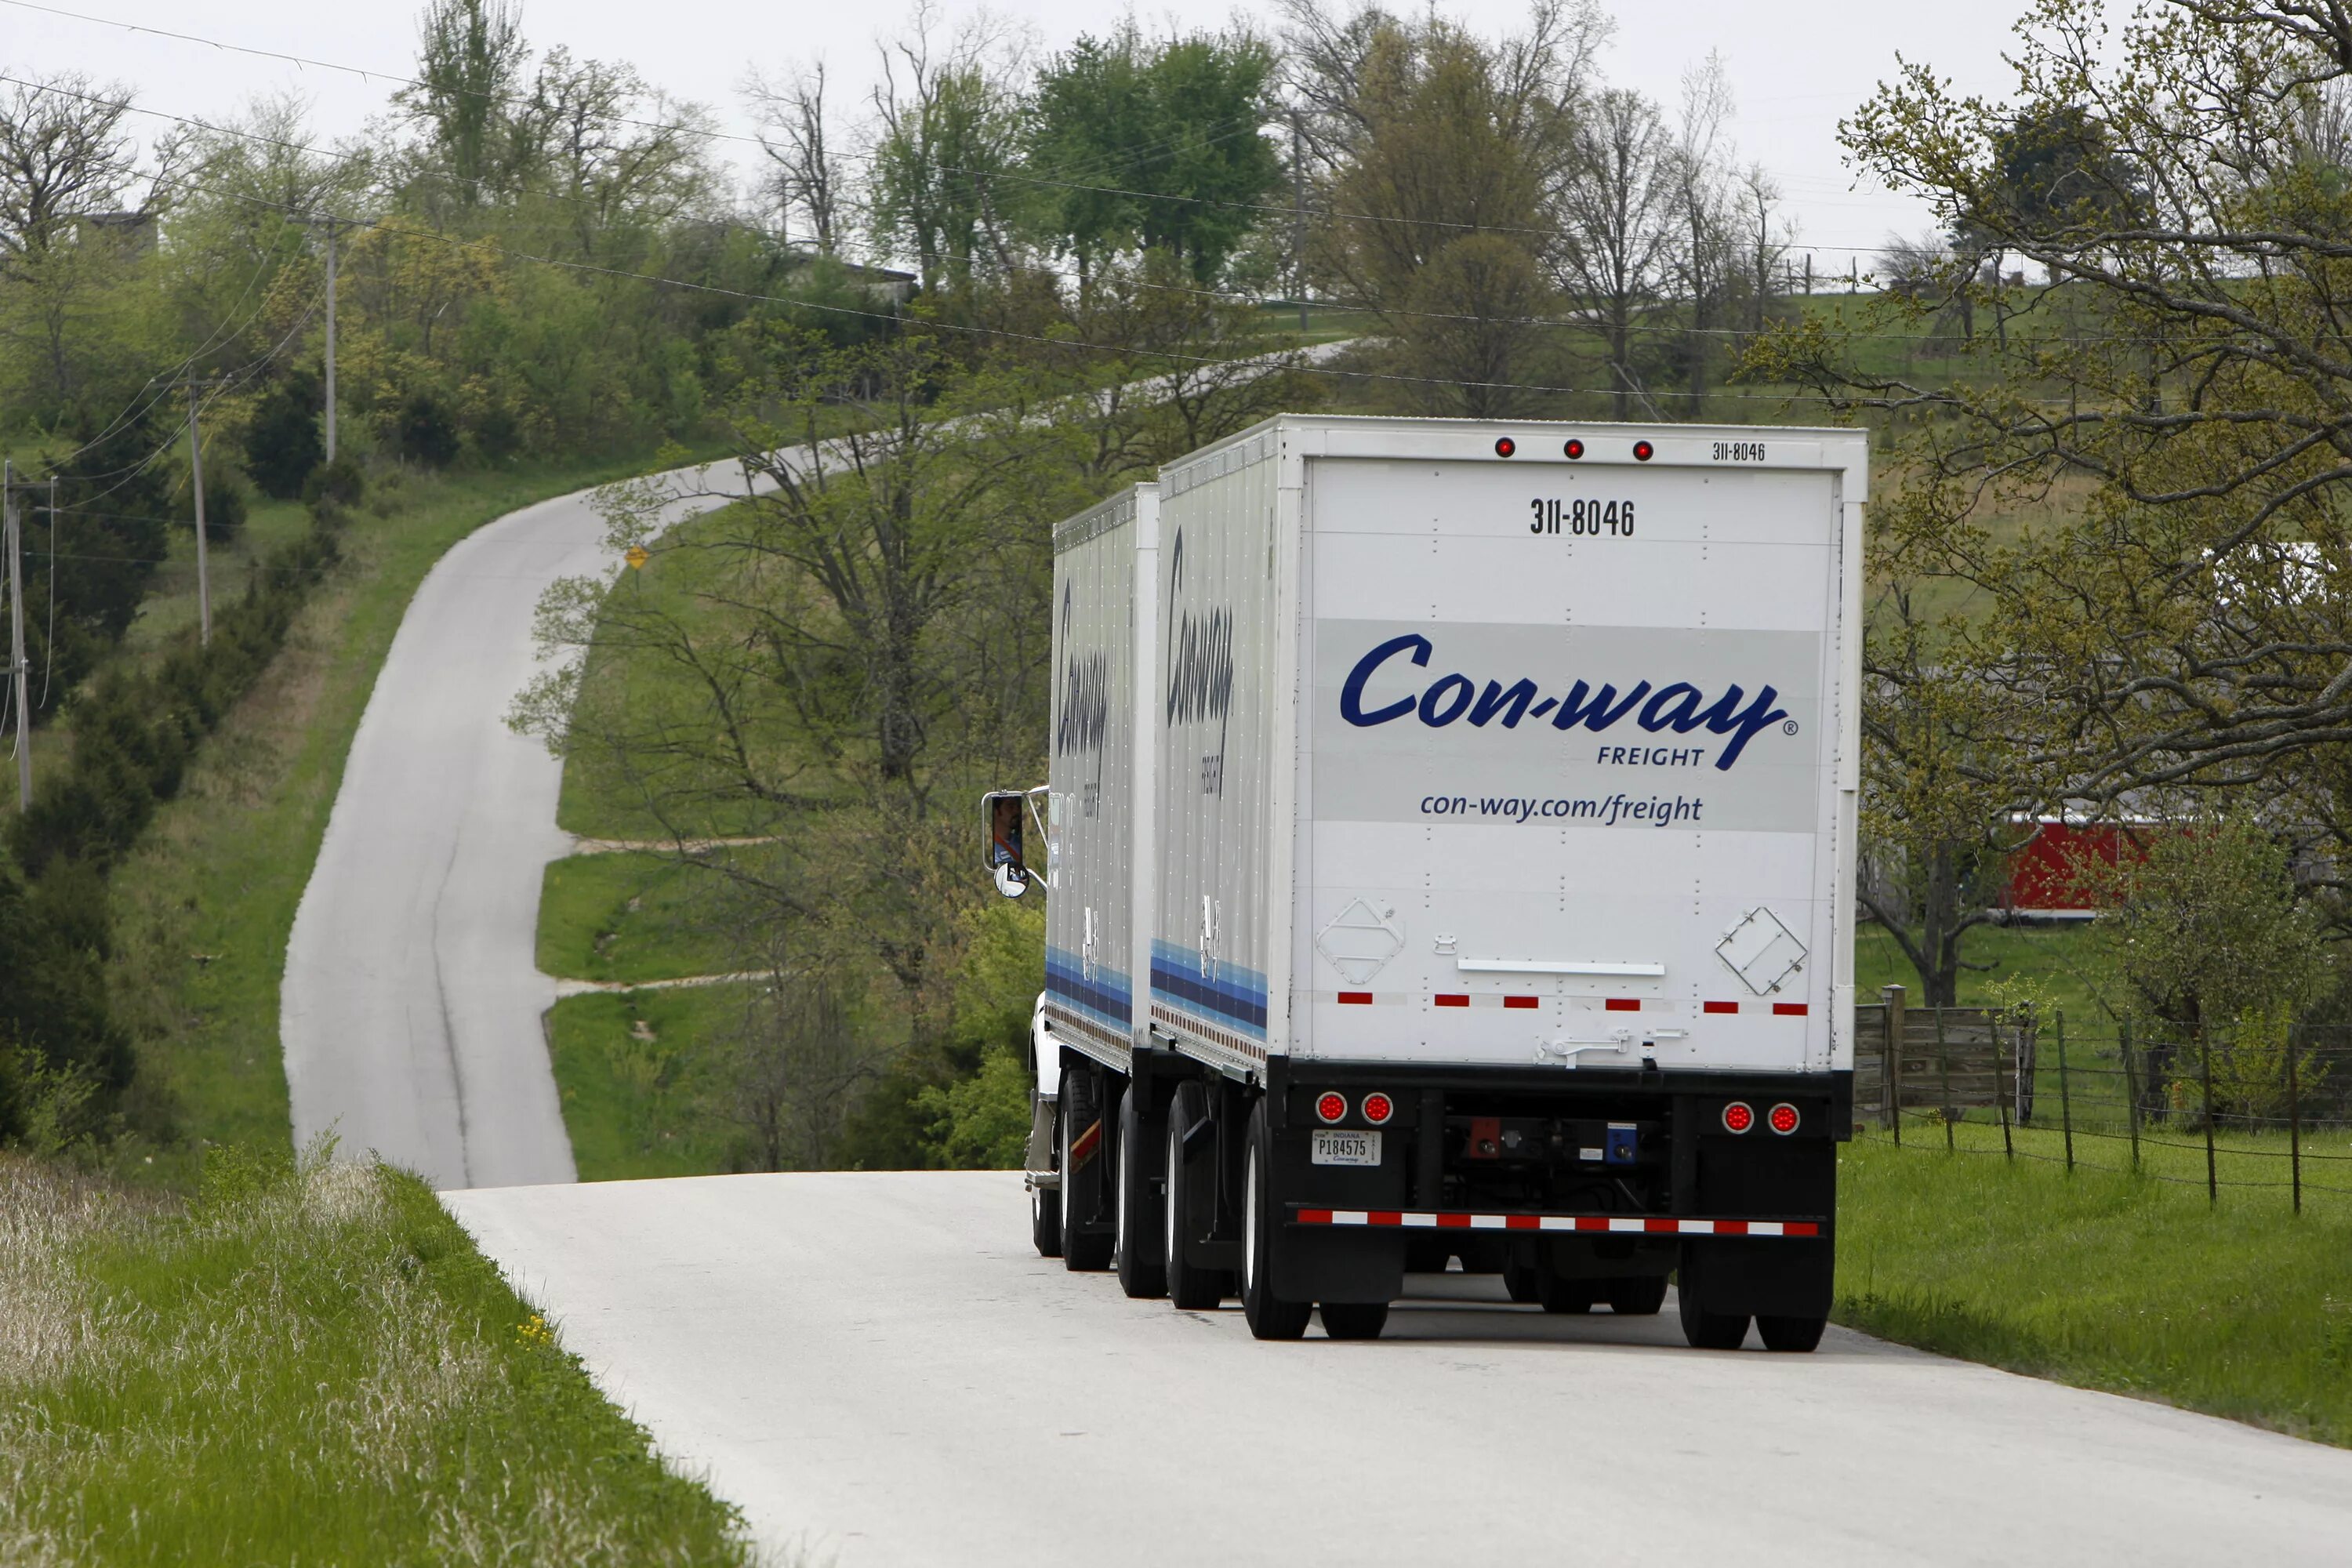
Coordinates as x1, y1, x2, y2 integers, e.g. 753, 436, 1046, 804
1316, 1091, 1348, 1125
1769, 1102, 1800, 1135
1494, 436, 1517, 457
1722, 1101, 1755, 1134
1361, 1092, 1395, 1126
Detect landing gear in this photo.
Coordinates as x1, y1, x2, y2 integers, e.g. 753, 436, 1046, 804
1163, 1082, 1230, 1310
1115, 1085, 1166, 1299
1241, 1102, 1312, 1341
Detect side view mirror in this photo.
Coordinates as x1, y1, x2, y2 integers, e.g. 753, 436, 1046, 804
984, 790, 1030, 898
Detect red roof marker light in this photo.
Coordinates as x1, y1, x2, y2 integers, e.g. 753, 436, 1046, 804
1494, 436, 1517, 457
1563, 437, 1585, 459
1632, 439, 1655, 461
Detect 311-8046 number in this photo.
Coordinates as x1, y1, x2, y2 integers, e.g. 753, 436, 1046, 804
1530, 497, 1635, 535
1711, 441, 1767, 462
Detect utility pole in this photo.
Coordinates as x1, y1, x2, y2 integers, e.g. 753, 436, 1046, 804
4, 461, 28, 812
1291, 110, 1308, 336
187, 376, 212, 647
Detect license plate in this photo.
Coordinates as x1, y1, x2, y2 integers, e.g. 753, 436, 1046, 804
1311, 1130, 1381, 1167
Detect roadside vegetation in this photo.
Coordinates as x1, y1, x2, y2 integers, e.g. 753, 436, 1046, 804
0, 1146, 751, 1564
1836, 1130, 2352, 1448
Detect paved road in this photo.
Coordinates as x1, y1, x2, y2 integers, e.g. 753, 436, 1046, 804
281, 350, 1348, 1190
447, 1171, 2352, 1566
281, 468, 719, 1188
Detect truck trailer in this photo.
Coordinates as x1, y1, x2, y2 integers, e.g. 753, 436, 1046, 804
989, 415, 1864, 1346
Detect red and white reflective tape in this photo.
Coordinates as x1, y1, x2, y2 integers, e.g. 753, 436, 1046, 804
1315, 994, 1809, 1015
1290, 1207, 1820, 1237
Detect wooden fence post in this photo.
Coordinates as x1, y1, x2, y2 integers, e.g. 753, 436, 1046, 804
2121, 1018, 2141, 1173
1884, 984, 1906, 1146
1997, 1008, 2015, 1160
2288, 1022, 2303, 1217
2056, 1008, 2074, 1174
1933, 1003, 1955, 1152
2198, 1024, 2218, 1206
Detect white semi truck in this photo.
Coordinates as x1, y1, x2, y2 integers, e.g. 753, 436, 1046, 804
985, 415, 1864, 1346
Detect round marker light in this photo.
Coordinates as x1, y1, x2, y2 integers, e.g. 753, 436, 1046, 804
1722, 1101, 1755, 1134
1769, 1102, 1801, 1135
1316, 1091, 1348, 1125
1563, 438, 1586, 459
1494, 436, 1517, 457
1361, 1092, 1395, 1126
1632, 439, 1656, 462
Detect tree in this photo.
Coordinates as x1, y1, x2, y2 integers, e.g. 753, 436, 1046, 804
748, 60, 848, 254
1554, 85, 1682, 419
399, 0, 530, 208
1292, 1, 1595, 414
1025, 27, 1284, 284
516, 325, 1083, 1049
1757, 0, 2352, 941
2082, 812, 2336, 1029
868, 9, 1029, 293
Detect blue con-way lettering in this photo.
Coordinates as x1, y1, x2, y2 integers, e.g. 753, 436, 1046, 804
1339, 633, 1789, 771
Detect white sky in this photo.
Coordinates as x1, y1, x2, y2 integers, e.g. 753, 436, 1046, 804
4, 0, 2031, 269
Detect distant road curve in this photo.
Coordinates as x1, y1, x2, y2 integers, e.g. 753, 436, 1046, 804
281, 469, 717, 1187
280, 339, 1352, 1189
448, 1170, 2352, 1567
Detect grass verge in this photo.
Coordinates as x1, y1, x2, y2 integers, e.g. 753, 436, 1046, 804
537, 850, 744, 985
547, 984, 758, 1181
0, 1149, 751, 1564
96, 455, 705, 1178
1836, 1123, 2352, 1446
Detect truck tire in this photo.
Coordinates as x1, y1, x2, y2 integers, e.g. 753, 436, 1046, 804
1757, 1314, 1827, 1352
1241, 1102, 1312, 1341
1503, 1255, 1541, 1304
1319, 1301, 1388, 1339
1060, 1062, 1114, 1272
1606, 1274, 1668, 1316
1163, 1083, 1230, 1309
1031, 1179, 1062, 1259
1676, 1274, 1751, 1351
1115, 1085, 1167, 1298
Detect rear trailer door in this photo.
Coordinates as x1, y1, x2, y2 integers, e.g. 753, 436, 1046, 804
1292, 433, 1857, 1076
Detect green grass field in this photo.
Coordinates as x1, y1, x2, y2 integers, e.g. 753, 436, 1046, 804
546, 983, 760, 1181
0, 1151, 750, 1564
1836, 1125, 2352, 1446
536, 850, 746, 985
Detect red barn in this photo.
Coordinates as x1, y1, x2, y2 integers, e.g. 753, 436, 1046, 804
2003, 816, 2166, 919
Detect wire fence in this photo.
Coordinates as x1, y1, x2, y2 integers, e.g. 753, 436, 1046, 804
1854, 989, 2352, 1214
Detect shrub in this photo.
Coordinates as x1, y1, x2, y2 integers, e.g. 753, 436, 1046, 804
301, 456, 365, 514
188, 463, 249, 543
396, 393, 461, 468
244, 372, 325, 498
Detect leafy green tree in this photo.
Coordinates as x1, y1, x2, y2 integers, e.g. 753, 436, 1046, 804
1755, 0, 2352, 942
244, 370, 324, 498
1026, 28, 1283, 284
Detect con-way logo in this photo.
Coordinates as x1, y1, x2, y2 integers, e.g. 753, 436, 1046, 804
1164, 530, 1235, 794
1339, 632, 1791, 771
1054, 583, 1110, 758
